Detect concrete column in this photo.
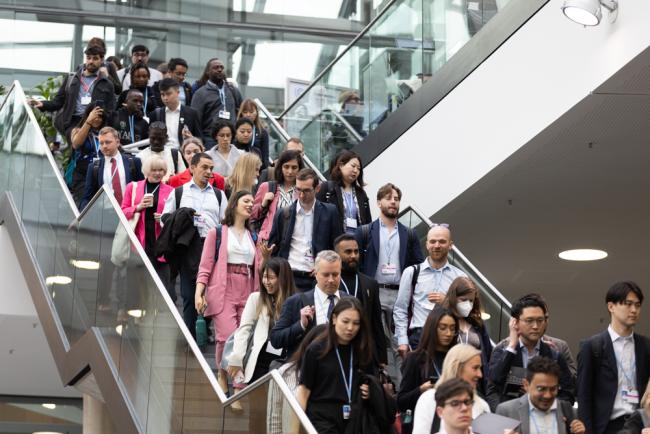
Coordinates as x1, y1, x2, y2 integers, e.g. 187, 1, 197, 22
83, 394, 116, 434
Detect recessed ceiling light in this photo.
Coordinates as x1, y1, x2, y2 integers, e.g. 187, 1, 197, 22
115, 324, 124, 336
127, 309, 144, 318
45, 276, 72, 286
559, 249, 608, 261
70, 259, 100, 270
41, 403, 57, 410
481, 312, 491, 320
33, 432, 64, 434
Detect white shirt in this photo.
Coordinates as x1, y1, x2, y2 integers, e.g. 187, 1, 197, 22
165, 105, 181, 149
314, 286, 340, 325
374, 219, 401, 284
226, 227, 255, 265
136, 146, 186, 182
413, 389, 489, 434
161, 179, 226, 237
287, 201, 315, 272
608, 325, 637, 419
103, 154, 126, 200
529, 395, 558, 434
206, 145, 243, 177
117, 66, 162, 88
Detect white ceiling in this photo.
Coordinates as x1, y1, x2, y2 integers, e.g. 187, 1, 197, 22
432, 47, 650, 353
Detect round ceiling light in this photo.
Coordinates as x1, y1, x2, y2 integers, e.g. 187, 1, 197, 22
561, 0, 602, 26
70, 259, 100, 270
559, 249, 608, 261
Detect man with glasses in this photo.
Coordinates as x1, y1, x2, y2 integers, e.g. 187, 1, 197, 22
265, 168, 343, 291
117, 44, 163, 88
487, 294, 575, 410
394, 224, 467, 354
577, 282, 650, 434
434, 378, 476, 434
496, 356, 586, 434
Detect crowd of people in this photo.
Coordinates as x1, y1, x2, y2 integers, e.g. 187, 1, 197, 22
29, 38, 650, 434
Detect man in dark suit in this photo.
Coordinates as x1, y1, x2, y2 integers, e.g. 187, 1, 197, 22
487, 294, 575, 411
149, 78, 201, 149
80, 126, 143, 209
578, 281, 649, 434
496, 357, 585, 434
264, 168, 343, 291
334, 234, 387, 367
270, 250, 351, 357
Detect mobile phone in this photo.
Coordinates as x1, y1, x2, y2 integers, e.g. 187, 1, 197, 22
94, 100, 105, 109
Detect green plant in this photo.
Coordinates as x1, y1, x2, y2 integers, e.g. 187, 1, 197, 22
32, 75, 63, 143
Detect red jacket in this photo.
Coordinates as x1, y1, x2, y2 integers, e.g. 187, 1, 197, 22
167, 168, 225, 190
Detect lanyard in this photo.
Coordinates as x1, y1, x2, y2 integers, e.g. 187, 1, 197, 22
251, 125, 256, 147
143, 88, 149, 112
218, 86, 226, 106
432, 360, 441, 378
383, 226, 396, 264
614, 339, 636, 386
128, 115, 135, 143
335, 347, 354, 404
145, 183, 160, 195
80, 75, 97, 93
530, 408, 557, 434
340, 274, 358, 298
91, 133, 100, 156
342, 189, 358, 220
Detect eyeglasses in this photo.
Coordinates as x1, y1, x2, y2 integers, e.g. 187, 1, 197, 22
431, 223, 450, 228
444, 398, 473, 409
295, 187, 315, 195
520, 317, 547, 326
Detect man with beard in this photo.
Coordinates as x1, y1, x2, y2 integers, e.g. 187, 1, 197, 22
334, 233, 387, 366
136, 122, 185, 182
30, 44, 116, 142
496, 356, 586, 434
355, 183, 424, 384
113, 89, 149, 145
487, 294, 575, 411
191, 58, 243, 148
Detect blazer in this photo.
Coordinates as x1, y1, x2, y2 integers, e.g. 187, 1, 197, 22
487, 338, 575, 411
80, 152, 144, 209
267, 200, 343, 261
355, 219, 424, 277
316, 181, 372, 232
339, 271, 387, 365
148, 105, 202, 146
496, 394, 577, 434
577, 330, 650, 434
226, 292, 273, 383
269, 289, 351, 357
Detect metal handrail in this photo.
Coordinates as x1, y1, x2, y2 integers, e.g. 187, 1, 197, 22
328, 109, 364, 143
278, 0, 398, 119
406, 204, 512, 308
121, 138, 149, 152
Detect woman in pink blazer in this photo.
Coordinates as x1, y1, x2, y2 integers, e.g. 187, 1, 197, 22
251, 149, 303, 244
194, 190, 262, 394
121, 154, 174, 305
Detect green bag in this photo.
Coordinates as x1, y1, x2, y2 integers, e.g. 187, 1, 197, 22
195, 314, 208, 347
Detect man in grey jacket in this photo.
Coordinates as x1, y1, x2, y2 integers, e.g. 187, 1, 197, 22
496, 357, 585, 434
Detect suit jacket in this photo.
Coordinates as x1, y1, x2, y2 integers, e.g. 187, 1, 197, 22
577, 330, 650, 434
148, 105, 202, 146
316, 181, 372, 232
355, 219, 424, 278
267, 200, 343, 261
487, 338, 575, 411
269, 289, 352, 357
80, 152, 144, 209
339, 271, 387, 365
496, 394, 577, 434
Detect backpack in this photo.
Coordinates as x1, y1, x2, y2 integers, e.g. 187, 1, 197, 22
174, 184, 222, 209
213, 224, 258, 262
170, 148, 180, 173
52, 72, 76, 135
406, 264, 421, 335
250, 181, 277, 232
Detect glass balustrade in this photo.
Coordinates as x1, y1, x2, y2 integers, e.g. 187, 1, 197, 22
280, 0, 511, 173
0, 81, 317, 434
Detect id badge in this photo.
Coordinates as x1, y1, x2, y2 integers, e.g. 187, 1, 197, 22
218, 110, 231, 119
142, 115, 150, 123
81, 95, 92, 105
381, 264, 397, 275
342, 404, 351, 420
346, 217, 358, 228
622, 389, 640, 404
304, 249, 315, 268
193, 213, 205, 227
266, 341, 283, 356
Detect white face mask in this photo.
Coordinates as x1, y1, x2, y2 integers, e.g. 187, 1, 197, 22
456, 300, 473, 318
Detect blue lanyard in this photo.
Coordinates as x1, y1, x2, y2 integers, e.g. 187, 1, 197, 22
343, 190, 357, 220
335, 347, 353, 404
143, 88, 148, 112
530, 408, 557, 434
340, 274, 358, 298
218, 86, 226, 106
251, 125, 256, 147
128, 115, 135, 143
91, 132, 100, 156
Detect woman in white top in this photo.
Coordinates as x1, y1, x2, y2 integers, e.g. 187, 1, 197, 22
413, 344, 490, 434
195, 190, 262, 394
205, 119, 243, 177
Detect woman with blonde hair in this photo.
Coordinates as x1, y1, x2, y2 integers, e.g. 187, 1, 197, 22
225, 152, 262, 197
621, 379, 650, 434
412, 344, 490, 433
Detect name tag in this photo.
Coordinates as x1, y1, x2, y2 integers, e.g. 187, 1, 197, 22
193, 213, 205, 227
346, 217, 358, 228
381, 264, 397, 275
218, 110, 231, 119
622, 389, 640, 404
342, 404, 351, 420
304, 251, 315, 268
266, 341, 283, 356
81, 95, 92, 105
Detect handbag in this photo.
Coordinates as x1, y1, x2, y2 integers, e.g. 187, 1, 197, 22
111, 182, 140, 266
220, 319, 258, 371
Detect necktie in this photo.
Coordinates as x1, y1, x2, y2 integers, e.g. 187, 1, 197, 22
326, 294, 336, 321
110, 157, 123, 204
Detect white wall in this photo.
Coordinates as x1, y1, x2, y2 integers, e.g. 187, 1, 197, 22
364, 0, 650, 216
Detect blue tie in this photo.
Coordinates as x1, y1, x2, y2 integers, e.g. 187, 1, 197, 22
326, 294, 336, 321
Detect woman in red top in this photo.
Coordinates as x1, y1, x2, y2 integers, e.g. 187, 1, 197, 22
167, 137, 225, 190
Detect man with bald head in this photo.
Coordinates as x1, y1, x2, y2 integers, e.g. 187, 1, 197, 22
394, 224, 467, 355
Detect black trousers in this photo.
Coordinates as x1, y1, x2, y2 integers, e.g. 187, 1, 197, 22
306, 402, 348, 434
604, 415, 627, 434
292, 271, 316, 292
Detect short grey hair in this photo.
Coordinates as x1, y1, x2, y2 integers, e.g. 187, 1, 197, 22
314, 250, 340, 271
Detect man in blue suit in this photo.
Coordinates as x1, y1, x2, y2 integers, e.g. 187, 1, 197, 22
265, 168, 343, 291
80, 126, 144, 209
354, 183, 424, 383
578, 281, 650, 434
270, 250, 352, 357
